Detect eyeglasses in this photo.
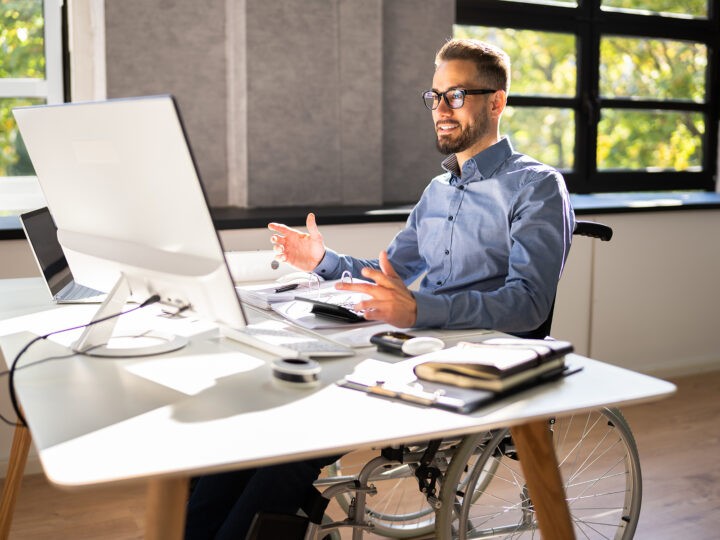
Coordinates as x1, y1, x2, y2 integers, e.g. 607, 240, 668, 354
422, 88, 498, 110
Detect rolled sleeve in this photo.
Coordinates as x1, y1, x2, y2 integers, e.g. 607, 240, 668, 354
313, 249, 381, 281
313, 249, 343, 280
412, 291, 451, 328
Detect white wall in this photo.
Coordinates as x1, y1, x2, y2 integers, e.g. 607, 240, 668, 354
583, 211, 720, 376
0, 239, 42, 279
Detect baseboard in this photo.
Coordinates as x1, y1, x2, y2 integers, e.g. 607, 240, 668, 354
0, 454, 42, 480
642, 356, 720, 380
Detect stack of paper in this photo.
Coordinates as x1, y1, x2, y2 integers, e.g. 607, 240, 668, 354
236, 278, 337, 310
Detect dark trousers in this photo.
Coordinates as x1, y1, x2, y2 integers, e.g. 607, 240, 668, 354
184, 454, 340, 540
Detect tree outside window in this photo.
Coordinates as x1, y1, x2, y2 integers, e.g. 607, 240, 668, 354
1, 0, 47, 177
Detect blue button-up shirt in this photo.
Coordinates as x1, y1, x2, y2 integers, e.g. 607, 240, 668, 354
315, 137, 575, 332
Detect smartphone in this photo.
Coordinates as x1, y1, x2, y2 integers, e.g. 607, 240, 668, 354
370, 331, 416, 356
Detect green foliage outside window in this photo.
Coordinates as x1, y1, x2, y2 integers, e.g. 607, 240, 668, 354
600, 37, 707, 102
1, 0, 45, 78
598, 110, 704, 171
504, 107, 575, 170
454, 25, 576, 97
1, 0, 44, 176
1, 98, 41, 176
602, 0, 708, 18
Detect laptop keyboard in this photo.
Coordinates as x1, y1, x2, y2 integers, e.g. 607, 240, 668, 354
58, 282, 105, 302
224, 322, 354, 359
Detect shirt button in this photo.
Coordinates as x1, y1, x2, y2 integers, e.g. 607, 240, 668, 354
459, 185, 465, 190
444, 250, 450, 255
436, 281, 442, 286
448, 216, 453, 221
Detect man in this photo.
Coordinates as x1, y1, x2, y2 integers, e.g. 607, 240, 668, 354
185, 38, 574, 539
269, 39, 574, 335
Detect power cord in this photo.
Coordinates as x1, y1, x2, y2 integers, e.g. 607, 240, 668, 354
2, 294, 161, 428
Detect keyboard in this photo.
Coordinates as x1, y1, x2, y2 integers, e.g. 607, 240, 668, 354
56, 282, 106, 303
223, 320, 355, 359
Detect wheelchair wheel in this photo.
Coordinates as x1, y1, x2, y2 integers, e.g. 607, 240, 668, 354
320, 437, 493, 539
322, 448, 438, 538
436, 408, 642, 539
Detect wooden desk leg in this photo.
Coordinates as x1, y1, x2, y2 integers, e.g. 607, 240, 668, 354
510, 420, 576, 540
145, 476, 189, 540
0, 424, 32, 540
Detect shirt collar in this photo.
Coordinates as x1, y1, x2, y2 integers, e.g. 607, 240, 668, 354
441, 137, 514, 184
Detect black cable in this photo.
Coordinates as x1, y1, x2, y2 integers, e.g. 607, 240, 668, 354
0, 351, 77, 427
6, 294, 161, 428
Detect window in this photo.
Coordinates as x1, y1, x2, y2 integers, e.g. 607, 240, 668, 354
0, 0, 63, 213
456, 0, 718, 193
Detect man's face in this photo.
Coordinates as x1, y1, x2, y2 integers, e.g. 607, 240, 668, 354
431, 59, 495, 156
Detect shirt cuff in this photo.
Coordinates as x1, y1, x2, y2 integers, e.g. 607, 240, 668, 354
313, 249, 342, 280
412, 291, 449, 328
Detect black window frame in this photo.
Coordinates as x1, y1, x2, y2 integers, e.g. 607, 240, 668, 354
456, 0, 719, 194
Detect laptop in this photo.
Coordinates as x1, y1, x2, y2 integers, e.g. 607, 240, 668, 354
20, 207, 106, 304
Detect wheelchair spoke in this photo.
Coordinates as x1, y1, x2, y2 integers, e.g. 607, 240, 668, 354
436, 409, 641, 540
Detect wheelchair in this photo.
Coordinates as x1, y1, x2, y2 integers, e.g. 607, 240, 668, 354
312, 407, 640, 540
261, 221, 642, 539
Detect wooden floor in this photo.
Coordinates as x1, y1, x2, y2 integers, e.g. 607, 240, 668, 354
4, 369, 719, 539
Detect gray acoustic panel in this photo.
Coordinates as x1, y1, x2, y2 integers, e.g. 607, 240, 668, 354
104, 0, 455, 208
105, 0, 229, 206
382, 0, 454, 204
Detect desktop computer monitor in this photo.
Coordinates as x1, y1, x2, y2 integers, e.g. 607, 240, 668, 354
13, 95, 248, 355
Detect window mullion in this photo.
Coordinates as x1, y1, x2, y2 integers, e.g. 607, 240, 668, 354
600, 99, 708, 113
43, 0, 65, 104
702, 8, 720, 183
574, 0, 600, 194
0, 80, 49, 98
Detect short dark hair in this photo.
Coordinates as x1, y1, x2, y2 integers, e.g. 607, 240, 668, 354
435, 39, 510, 92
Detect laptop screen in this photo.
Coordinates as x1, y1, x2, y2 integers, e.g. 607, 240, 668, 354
20, 207, 73, 295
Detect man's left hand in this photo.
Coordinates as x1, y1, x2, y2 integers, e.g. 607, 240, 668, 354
335, 251, 417, 328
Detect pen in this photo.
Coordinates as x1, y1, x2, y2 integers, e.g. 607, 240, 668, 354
275, 283, 300, 293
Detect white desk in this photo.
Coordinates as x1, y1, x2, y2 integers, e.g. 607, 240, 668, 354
0, 278, 676, 539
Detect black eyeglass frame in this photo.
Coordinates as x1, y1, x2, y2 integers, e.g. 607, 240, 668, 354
422, 88, 498, 110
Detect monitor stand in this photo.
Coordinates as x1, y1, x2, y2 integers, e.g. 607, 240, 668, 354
72, 275, 188, 358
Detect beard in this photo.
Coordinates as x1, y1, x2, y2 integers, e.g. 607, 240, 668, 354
435, 112, 490, 155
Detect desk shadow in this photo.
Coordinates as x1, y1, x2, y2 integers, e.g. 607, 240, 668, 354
168, 341, 352, 424
16, 331, 351, 448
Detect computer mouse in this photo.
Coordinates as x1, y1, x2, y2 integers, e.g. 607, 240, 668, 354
401, 336, 445, 356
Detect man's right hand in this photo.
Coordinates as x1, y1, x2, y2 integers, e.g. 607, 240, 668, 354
268, 213, 326, 271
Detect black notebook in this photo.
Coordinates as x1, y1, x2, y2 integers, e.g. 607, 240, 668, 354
413, 338, 573, 393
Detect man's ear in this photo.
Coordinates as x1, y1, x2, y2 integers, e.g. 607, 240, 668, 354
490, 90, 507, 118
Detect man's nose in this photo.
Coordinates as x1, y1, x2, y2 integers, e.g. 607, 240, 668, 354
435, 96, 453, 115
